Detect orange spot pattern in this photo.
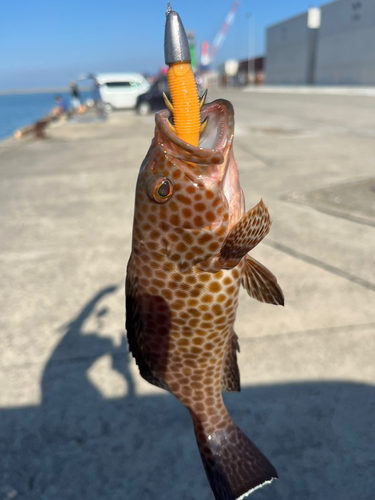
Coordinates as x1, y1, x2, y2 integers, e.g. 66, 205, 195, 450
127, 133, 244, 434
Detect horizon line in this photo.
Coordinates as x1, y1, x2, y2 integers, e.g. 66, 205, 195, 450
0, 87, 91, 96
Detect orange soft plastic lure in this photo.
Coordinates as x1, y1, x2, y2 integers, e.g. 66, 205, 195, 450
166, 62, 201, 146
163, 10, 207, 147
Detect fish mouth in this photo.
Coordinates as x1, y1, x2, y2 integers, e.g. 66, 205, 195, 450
155, 99, 235, 169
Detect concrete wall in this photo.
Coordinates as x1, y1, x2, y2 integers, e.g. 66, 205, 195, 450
316, 0, 375, 85
265, 12, 312, 85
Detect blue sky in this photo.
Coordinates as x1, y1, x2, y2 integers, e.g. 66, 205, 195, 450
1, 0, 328, 90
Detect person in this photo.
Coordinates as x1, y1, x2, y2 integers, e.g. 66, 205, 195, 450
70, 81, 81, 111
52, 95, 69, 117
14, 95, 68, 140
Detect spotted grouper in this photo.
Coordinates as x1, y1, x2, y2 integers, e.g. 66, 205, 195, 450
126, 96, 284, 499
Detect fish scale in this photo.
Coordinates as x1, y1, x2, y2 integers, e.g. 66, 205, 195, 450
126, 96, 284, 500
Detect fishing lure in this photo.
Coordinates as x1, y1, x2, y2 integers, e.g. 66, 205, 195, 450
163, 9, 207, 146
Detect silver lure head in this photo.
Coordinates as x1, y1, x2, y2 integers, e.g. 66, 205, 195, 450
164, 10, 191, 65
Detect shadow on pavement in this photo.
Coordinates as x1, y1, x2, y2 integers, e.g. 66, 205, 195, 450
1, 286, 374, 500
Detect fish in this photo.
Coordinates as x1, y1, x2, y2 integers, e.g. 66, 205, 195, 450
125, 95, 284, 500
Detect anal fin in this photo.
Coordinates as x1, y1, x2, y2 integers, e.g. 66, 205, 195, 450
242, 255, 284, 306
221, 331, 241, 392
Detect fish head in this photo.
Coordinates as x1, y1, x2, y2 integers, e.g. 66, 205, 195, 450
132, 99, 244, 273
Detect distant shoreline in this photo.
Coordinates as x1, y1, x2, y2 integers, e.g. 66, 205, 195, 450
0, 87, 91, 96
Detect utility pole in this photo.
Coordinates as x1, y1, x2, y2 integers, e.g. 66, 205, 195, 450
246, 12, 255, 84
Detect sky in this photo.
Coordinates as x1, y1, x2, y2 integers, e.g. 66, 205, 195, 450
0, 0, 330, 90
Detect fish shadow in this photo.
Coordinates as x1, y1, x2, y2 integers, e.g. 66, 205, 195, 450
0, 286, 374, 500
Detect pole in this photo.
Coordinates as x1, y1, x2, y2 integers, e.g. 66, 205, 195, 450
252, 16, 255, 84
246, 13, 252, 84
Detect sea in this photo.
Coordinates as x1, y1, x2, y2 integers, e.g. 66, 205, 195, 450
0, 91, 92, 142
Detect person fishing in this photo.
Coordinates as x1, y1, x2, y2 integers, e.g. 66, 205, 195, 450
14, 94, 69, 140
70, 81, 81, 111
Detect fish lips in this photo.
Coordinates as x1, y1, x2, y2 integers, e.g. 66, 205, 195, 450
155, 99, 235, 187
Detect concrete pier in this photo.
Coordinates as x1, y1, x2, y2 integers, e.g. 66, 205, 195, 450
1, 90, 374, 499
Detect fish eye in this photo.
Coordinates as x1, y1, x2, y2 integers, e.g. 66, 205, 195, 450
153, 178, 173, 203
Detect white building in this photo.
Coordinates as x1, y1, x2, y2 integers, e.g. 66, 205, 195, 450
265, 9, 321, 85
265, 0, 375, 86
315, 0, 375, 85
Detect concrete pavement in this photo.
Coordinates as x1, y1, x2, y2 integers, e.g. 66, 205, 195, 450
0, 90, 374, 500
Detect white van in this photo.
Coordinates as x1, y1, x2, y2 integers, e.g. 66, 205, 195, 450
94, 73, 150, 112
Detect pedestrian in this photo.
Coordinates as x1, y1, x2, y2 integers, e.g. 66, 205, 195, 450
70, 81, 81, 111
53, 95, 69, 116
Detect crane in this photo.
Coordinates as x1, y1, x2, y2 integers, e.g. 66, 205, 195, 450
201, 0, 241, 67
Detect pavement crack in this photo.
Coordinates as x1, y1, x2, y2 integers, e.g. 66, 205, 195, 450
264, 239, 375, 293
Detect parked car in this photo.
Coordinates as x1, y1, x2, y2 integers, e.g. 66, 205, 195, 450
94, 73, 150, 113
135, 77, 170, 116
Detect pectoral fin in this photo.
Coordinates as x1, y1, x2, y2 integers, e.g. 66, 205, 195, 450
220, 199, 272, 267
242, 255, 284, 306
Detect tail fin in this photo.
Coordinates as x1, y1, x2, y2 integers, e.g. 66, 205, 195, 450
194, 421, 277, 500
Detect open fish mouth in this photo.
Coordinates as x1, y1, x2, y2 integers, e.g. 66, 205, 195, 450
154, 98, 239, 215
155, 99, 235, 174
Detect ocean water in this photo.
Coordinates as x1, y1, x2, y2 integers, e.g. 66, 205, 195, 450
0, 91, 92, 142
